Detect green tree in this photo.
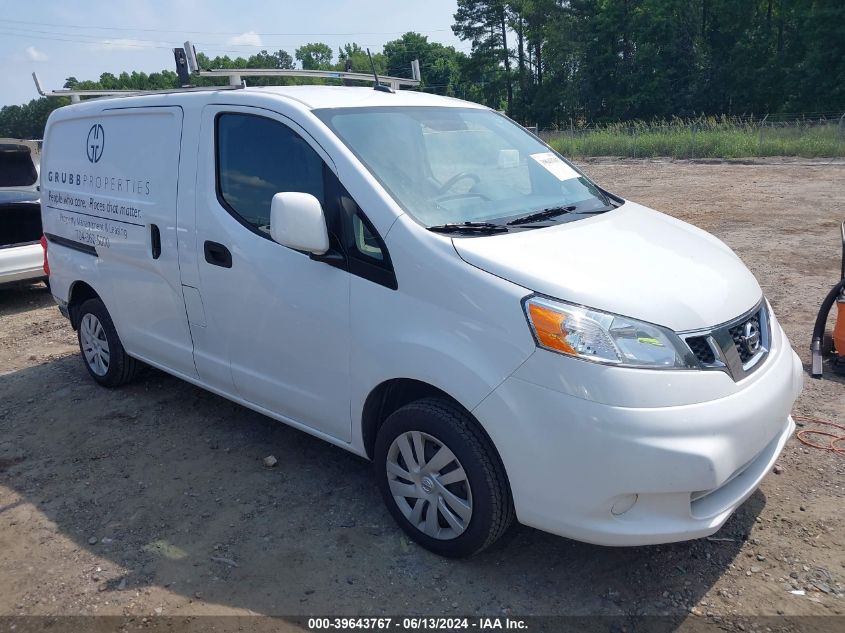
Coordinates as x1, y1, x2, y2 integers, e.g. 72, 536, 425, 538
295, 43, 334, 70
247, 49, 295, 70
0, 97, 68, 138
453, 0, 513, 113
335, 43, 387, 76
382, 32, 466, 96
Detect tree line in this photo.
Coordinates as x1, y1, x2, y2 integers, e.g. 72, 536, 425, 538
1, 0, 843, 139
456, 0, 845, 127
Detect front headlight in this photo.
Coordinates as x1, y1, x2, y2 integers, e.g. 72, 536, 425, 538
524, 296, 697, 369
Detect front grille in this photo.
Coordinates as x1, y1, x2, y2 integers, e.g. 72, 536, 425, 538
729, 313, 761, 364
681, 301, 770, 381
686, 336, 715, 364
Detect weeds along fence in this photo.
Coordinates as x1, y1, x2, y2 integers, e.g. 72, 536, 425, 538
539, 113, 845, 159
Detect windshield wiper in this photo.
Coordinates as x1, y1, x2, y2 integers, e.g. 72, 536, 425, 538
506, 205, 576, 226
576, 206, 615, 214
428, 221, 508, 234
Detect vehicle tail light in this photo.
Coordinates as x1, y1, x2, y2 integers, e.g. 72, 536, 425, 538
40, 234, 50, 276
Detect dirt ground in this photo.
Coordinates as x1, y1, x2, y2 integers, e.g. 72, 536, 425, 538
1, 159, 843, 628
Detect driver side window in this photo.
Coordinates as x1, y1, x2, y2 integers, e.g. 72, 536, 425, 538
216, 111, 397, 290
216, 113, 325, 236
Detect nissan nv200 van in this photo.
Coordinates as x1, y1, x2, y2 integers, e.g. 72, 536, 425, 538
40, 86, 803, 557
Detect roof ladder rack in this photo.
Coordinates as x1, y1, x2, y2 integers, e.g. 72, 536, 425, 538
193, 68, 419, 91
33, 40, 420, 101
181, 40, 419, 90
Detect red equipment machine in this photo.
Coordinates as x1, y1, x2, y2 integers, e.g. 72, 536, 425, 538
811, 220, 845, 377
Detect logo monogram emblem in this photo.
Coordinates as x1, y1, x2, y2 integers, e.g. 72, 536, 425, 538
420, 476, 435, 495
86, 124, 104, 163
741, 321, 761, 355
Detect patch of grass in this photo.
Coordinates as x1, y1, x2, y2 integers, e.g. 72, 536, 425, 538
545, 117, 845, 159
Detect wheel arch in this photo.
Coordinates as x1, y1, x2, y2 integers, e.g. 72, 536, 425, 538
360, 378, 509, 486
361, 379, 451, 459
67, 280, 101, 329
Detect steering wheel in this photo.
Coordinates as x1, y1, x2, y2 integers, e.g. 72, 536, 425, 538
437, 172, 481, 196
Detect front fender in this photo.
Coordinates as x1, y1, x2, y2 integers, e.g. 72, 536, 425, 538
348, 215, 536, 453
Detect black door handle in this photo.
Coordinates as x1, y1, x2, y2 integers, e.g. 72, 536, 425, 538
204, 241, 232, 268
150, 224, 161, 259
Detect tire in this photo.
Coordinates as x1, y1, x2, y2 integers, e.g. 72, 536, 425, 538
76, 298, 138, 387
374, 397, 514, 557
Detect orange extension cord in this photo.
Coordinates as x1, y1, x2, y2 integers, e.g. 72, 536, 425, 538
793, 414, 845, 456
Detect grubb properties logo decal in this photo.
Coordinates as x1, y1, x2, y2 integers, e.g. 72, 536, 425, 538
86, 123, 104, 163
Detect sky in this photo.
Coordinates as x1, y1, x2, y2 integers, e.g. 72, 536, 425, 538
0, 0, 467, 107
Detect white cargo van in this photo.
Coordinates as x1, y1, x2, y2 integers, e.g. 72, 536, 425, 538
41, 86, 803, 557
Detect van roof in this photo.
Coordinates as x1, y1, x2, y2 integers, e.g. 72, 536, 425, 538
244, 86, 485, 110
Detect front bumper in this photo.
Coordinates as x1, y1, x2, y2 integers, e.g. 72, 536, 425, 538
473, 318, 803, 546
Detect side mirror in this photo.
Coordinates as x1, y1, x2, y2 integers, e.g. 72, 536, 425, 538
270, 192, 329, 255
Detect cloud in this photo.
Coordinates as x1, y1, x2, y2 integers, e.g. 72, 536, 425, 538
88, 38, 168, 51
25, 46, 48, 62
227, 31, 263, 47
224, 171, 275, 189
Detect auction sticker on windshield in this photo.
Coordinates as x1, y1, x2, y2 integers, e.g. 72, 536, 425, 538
530, 151, 580, 181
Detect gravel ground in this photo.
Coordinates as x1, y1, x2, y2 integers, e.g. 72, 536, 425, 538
0, 159, 843, 629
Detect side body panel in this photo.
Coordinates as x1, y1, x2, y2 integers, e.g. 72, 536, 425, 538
348, 213, 537, 454
41, 105, 196, 377
189, 103, 352, 441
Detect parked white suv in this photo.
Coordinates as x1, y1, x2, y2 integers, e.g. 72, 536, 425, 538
41, 86, 802, 557
1, 140, 47, 287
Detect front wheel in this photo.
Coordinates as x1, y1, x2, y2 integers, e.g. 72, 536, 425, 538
374, 397, 514, 557
76, 298, 138, 387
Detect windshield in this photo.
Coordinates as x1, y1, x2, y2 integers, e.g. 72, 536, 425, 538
314, 106, 612, 228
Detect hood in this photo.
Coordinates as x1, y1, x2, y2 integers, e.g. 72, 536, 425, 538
0, 139, 40, 203
453, 202, 762, 332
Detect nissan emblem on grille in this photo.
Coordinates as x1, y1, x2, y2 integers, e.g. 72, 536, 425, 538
741, 320, 761, 355
684, 303, 770, 381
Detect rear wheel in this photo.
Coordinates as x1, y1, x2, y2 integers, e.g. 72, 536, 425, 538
76, 298, 138, 387
374, 397, 514, 557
